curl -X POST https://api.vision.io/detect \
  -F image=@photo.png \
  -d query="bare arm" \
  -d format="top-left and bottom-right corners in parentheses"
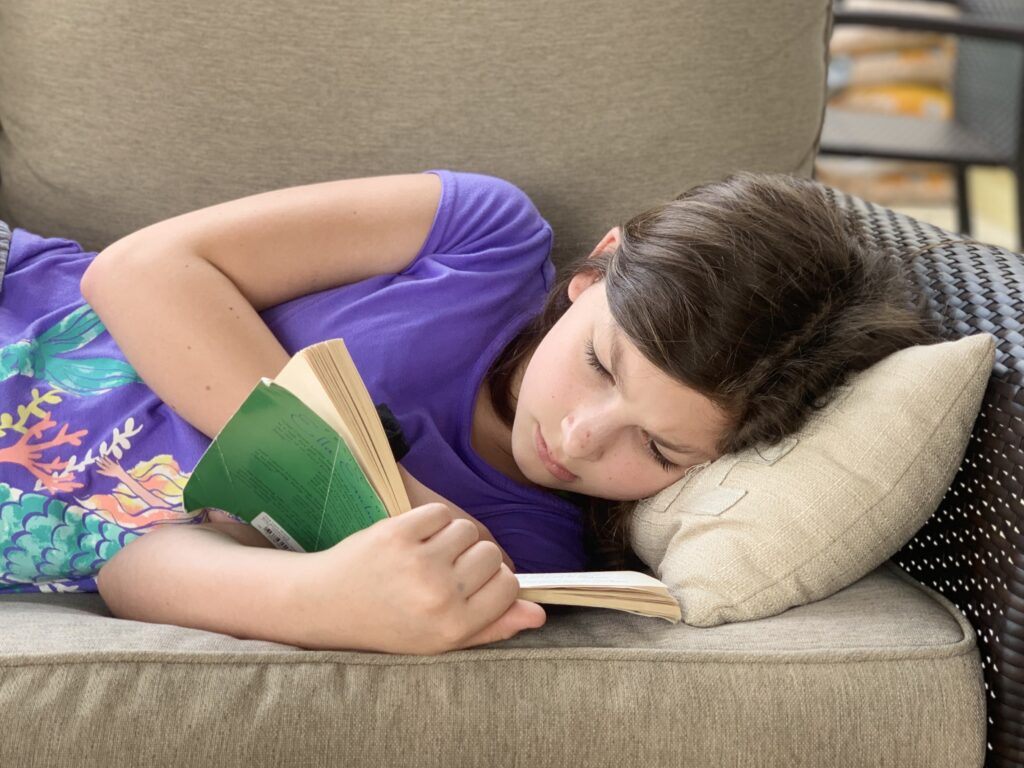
top-left (96, 523), bottom-right (326, 647)
top-left (82, 173), bottom-right (545, 652)
top-left (97, 506), bottom-right (544, 654)
top-left (80, 173), bottom-right (441, 438)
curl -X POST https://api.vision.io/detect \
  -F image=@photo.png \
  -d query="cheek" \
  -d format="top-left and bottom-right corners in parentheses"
top-left (513, 352), bottom-right (557, 440)
top-left (522, 341), bottom-right (578, 408)
top-left (589, 451), bottom-right (665, 495)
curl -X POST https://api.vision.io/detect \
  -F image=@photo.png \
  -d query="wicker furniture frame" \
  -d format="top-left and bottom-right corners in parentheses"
top-left (831, 186), bottom-right (1023, 767)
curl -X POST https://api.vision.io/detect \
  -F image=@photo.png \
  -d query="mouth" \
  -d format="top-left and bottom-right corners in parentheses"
top-left (535, 425), bottom-right (578, 482)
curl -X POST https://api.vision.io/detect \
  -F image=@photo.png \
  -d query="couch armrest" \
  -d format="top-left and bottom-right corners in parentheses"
top-left (825, 184), bottom-right (1022, 767)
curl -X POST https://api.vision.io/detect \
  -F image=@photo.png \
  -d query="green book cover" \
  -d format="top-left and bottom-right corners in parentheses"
top-left (182, 379), bottom-right (389, 552)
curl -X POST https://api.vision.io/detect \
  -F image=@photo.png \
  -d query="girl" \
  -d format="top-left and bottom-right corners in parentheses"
top-left (0, 169), bottom-right (939, 654)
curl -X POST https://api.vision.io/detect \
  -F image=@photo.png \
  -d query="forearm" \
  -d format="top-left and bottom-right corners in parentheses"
top-left (97, 524), bottom-right (331, 648)
top-left (80, 238), bottom-right (290, 439)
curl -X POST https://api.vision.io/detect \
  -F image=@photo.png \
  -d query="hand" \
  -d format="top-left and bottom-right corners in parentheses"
top-left (397, 464), bottom-right (517, 573)
top-left (293, 502), bottom-right (546, 655)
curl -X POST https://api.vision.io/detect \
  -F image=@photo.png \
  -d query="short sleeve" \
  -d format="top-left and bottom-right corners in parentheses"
top-left (405, 170), bottom-right (554, 285)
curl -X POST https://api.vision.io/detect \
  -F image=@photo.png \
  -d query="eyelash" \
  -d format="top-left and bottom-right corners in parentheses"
top-left (584, 340), bottom-right (677, 471)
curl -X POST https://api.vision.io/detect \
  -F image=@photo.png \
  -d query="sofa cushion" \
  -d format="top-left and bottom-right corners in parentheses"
top-left (0, 562), bottom-right (984, 768)
top-left (631, 333), bottom-right (996, 627)
top-left (0, 1), bottom-right (831, 266)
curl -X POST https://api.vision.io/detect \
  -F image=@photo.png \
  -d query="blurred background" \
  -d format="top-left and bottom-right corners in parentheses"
top-left (816, 0), bottom-right (1022, 251)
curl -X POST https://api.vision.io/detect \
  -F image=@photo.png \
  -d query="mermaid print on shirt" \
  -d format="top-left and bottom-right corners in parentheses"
top-left (0, 305), bottom-right (205, 594)
top-left (0, 304), bottom-right (142, 396)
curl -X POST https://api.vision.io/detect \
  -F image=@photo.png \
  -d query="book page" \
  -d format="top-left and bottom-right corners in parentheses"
top-left (313, 340), bottom-right (411, 514)
top-left (273, 346), bottom-right (398, 514)
top-left (275, 340), bottom-right (411, 516)
top-left (274, 356), bottom-right (361, 457)
top-left (514, 570), bottom-right (666, 590)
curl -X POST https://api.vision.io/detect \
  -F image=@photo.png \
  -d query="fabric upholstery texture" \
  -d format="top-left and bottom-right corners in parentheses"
top-left (0, 562), bottom-right (984, 768)
top-left (0, 0), bottom-right (831, 267)
top-left (0, 0), bottom-right (993, 766)
top-left (632, 333), bottom-right (996, 627)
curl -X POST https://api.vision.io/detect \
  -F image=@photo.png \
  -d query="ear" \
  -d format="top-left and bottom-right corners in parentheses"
top-left (587, 226), bottom-right (621, 261)
top-left (568, 226), bottom-right (620, 303)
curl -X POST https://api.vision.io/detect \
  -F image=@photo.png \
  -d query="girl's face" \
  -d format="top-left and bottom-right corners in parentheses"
top-left (511, 232), bottom-right (730, 501)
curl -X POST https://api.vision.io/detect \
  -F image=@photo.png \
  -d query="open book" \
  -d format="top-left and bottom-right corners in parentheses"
top-left (182, 339), bottom-right (682, 624)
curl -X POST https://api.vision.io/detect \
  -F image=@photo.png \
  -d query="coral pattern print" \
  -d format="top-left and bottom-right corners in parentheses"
top-left (0, 305), bottom-right (199, 592)
top-left (0, 226), bottom-right (214, 595)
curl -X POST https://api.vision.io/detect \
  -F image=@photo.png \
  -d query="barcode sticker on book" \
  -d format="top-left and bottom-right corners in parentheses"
top-left (252, 512), bottom-right (306, 552)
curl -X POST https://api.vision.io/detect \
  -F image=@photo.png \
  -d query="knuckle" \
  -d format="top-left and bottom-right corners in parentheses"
top-left (505, 568), bottom-right (521, 598)
top-left (451, 518), bottom-right (479, 539)
top-left (431, 502), bottom-right (454, 517)
top-left (475, 539), bottom-right (503, 565)
top-left (494, 563), bottom-right (519, 597)
top-left (410, 502), bottom-right (449, 521)
top-left (374, 520), bottom-right (404, 547)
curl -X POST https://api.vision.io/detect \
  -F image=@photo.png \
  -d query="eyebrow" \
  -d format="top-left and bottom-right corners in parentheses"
top-left (607, 329), bottom-right (703, 457)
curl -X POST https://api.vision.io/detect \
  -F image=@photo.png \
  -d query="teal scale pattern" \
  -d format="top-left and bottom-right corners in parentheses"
top-left (0, 483), bottom-right (139, 587)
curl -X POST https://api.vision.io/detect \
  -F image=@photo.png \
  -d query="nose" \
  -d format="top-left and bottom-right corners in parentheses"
top-left (561, 402), bottom-right (616, 461)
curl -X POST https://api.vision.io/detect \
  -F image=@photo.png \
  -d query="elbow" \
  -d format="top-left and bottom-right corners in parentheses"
top-left (80, 236), bottom-right (146, 308)
top-left (94, 532), bottom-right (142, 617)
top-left (95, 554), bottom-right (130, 619)
top-left (94, 564), bottom-right (117, 615)
top-left (82, 233), bottom-right (197, 307)
top-left (79, 256), bottom-right (102, 305)
top-left (80, 244), bottom-right (121, 306)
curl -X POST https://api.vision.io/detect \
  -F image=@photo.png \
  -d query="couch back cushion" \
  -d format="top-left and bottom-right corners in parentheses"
top-left (0, 1), bottom-right (831, 265)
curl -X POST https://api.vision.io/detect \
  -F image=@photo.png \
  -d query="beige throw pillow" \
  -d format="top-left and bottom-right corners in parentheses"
top-left (630, 333), bottom-right (996, 627)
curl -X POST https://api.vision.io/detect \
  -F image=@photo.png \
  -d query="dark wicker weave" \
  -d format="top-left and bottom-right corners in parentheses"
top-left (827, 186), bottom-right (1023, 768)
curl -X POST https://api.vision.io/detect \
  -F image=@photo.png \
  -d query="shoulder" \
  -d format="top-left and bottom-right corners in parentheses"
top-left (422, 169), bottom-right (550, 248)
top-left (426, 169), bottom-right (538, 208)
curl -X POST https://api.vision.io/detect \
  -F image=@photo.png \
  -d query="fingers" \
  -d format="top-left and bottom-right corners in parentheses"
top-left (423, 516), bottom-right (480, 557)
top-left (453, 536), bottom-right (506, 597)
top-left (417, 517), bottom-right (525, 646)
top-left (461, 563), bottom-right (524, 632)
top-left (396, 503), bottom-right (537, 651)
top-left (455, 595), bottom-right (548, 650)
top-left (397, 502), bottom-right (455, 541)
top-left (423, 518), bottom-right (507, 599)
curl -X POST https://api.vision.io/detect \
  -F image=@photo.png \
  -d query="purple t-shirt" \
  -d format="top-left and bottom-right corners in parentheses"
top-left (0, 169), bottom-right (585, 594)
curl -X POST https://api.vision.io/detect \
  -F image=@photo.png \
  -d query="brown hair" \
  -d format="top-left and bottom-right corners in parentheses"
top-left (486, 172), bottom-right (944, 570)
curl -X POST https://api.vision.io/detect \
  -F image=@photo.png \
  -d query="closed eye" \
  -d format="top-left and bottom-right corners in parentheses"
top-left (643, 433), bottom-right (678, 471)
top-left (584, 339), bottom-right (678, 471)
top-left (585, 338), bottom-right (612, 380)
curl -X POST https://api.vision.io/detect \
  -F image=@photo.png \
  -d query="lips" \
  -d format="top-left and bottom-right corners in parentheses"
top-left (535, 425), bottom-right (578, 482)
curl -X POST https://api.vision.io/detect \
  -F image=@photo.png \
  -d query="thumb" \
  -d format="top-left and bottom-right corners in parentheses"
top-left (457, 600), bottom-right (547, 650)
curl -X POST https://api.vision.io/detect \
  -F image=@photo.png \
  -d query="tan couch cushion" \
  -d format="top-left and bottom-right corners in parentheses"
top-left (631, 334), bottom-right (996, 627)
top-left (0, 562), bottom-right (985, 767)
top-left (0, 1), bottom-right (831, 266)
